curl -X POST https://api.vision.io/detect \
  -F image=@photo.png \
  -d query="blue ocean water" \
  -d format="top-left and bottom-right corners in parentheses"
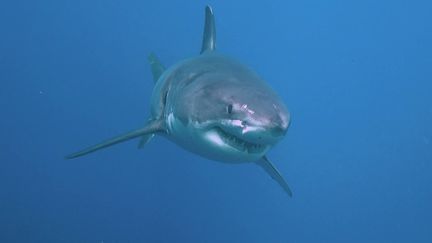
top-left (1, 0), bottom-right (431, 242)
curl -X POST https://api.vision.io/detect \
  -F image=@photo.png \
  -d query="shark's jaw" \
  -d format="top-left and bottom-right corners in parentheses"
top-left (213, 127), bottom-right (268, 154)
top-left (166, 113), bottom-right (271, 162)
top-left (198, 121), bottom-right (272, 162)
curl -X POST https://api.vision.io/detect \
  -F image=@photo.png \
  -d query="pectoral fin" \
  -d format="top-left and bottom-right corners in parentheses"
top-left (256, 156), bottom-right (293, 197)
top-left (66, 120), bottom-right (164, 159)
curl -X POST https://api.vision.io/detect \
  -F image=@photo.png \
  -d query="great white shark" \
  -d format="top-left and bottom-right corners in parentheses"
top-left (67, 6), bottom-right (293, 197)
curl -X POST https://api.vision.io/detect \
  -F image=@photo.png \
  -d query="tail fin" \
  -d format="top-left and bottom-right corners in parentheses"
top-left (66, 120), bottom-right (163, 159)
top-left (148, 53), bottom-right (165, 83)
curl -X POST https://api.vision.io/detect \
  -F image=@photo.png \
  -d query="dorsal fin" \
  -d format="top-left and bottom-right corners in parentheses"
top-left (200, 6), bottom-right (216, 54)
top-left (148, 53), bottom-right (166, 83)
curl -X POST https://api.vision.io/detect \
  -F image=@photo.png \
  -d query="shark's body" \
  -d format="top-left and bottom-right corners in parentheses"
top-left (67, 6), bottom-right (293, 196)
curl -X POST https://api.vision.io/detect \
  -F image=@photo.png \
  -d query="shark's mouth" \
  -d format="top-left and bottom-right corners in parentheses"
top-left (215, 127), bottom-right (266, 153)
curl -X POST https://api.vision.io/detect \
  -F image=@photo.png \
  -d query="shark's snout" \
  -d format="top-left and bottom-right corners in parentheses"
top-left (273, 112), bottom-right (290, 136)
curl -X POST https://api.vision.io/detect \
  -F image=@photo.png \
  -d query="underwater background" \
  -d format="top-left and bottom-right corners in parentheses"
top-left (1, 0), bottom-right (431, 242)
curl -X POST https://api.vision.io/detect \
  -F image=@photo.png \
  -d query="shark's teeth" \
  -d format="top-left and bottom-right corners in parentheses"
top-left (215, 127), bottom-right (264, 153)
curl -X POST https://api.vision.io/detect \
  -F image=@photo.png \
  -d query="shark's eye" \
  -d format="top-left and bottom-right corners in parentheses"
top-left (226, 104), bottom-right (233, 114)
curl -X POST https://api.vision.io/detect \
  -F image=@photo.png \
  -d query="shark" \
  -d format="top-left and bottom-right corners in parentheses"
top-left (66, 6), bottom-right (293, 197)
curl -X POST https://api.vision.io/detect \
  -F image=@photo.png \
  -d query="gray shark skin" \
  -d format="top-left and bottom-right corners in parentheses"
top-left (67, 6), bottom-right (293, 197)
